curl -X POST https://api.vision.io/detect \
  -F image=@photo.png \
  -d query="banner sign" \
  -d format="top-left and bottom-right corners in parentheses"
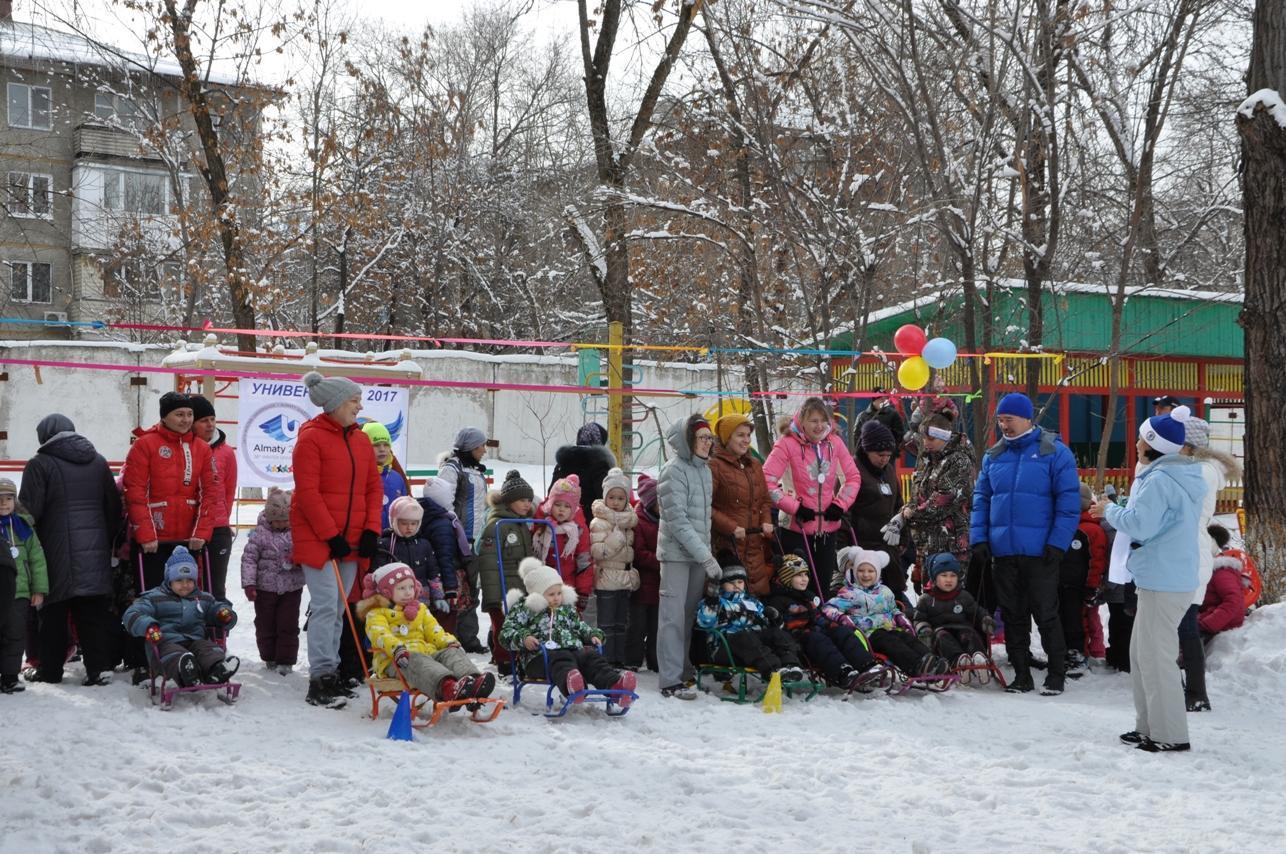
top-left (237, 378), bottom-right (409, 488)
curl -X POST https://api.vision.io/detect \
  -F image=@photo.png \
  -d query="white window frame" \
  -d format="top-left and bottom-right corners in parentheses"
top-left (102, 166), bottom-right (171, 216)
top-left (6, 171), bottom-right (54, 219)
top-left (7, 82), bottom-right (52, 130)
top-left (7, 260), bottom-right (53, 303)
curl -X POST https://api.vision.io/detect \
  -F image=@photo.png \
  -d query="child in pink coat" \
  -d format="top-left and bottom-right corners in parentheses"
top-left (763, 397), bottom-right (862, 596)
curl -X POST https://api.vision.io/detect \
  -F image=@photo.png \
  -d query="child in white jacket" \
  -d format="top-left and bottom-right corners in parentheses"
top-left (589, 468), bottom-right (639, 667)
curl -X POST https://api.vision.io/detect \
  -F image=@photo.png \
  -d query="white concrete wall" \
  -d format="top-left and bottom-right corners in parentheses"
top-left (0, 341), bottom-right (741, 470)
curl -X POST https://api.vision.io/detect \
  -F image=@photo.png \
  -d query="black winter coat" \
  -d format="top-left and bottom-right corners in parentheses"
top-left (18, 432), bottom-right (121, 603)
top-left (849, 453), bottom-right (902, 547)
top-left (377, 529), bottom-right (443, 595)
top-left (763, 581), bottom-right (824, 636)
top-left (550, 444), bottom-right (617, 521)
top-left (912, 587), bottom-right (983, 633)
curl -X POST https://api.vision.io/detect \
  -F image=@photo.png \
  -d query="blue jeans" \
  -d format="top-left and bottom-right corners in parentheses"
top-left (303, 561), bottom-right (357, 679)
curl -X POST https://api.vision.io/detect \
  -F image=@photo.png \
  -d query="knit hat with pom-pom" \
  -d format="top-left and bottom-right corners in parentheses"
top-left (544, 474), bottom-right (582, 512)
top-left (497, 470), bottom-right (534, 506)
top-left (302, 371), bottom-right (361, 414)
top-left (1139, 404), bottom-right (1190, 456)
top-left (600, 467), bottom-right (630, 501)
top-left (362, 562), bottom-right (422, 621)
top-left (516, 557), bottom-right (575, 612)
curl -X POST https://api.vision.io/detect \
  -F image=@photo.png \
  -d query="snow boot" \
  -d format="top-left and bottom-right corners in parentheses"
top-left (466, 672), bottom-right (497, 710)
top-left (322, 673), bottom-right (358, 699)
top-left (848, 662), bottom-right (888, 693)
top-left (1005, 672), bottom-right (1035, 694)
top-left (306, 678), bottom-right (346, 710)
top-left (837, 663), bottom-right (859, 688)
top-left (277, 664), bottom-right (294, 676)
top-left (175, 653), bottom-right (200, 687)
top-left (1186, 696), bottom-right (1212, 712)
top-left (1065, 650), bottom-right (1087, 679)
top-left (1040, 674), bottom-right (1065, 696)
top-left (661, 683), bottom-right (697, 700)
top-left (611, 670), bottom-right (637, 709)
top-left (0, 675), bottom-right (25, 693)
top-left (779, 666), bottom-right (806, 684)
top-left (915, 654), bottom-right (938, 676)
top-left (1119, 730), bottom-right (1146, 745)
top-left (205, 656), bottom-right (240, 685)
top-left (1137, 739), bottom-right (1191, 753)
top-left (81, 672), bottom-right (112, 687)
top-left (261, 660), bottom-right (277, 671)
top-left (565, 668), bottom-right (586, 703)
top-left (438, 677), bottom-right (460, 704)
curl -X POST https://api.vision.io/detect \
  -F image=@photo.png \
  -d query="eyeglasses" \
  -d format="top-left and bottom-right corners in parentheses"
top-left (695, 435), bottom-right (715, 443)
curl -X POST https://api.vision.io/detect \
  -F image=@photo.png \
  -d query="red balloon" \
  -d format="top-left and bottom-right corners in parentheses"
top-left (893, 324), bottom-right (927, 356)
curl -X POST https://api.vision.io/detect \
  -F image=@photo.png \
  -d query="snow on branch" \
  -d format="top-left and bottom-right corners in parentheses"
top-left (1238, 89), bottom-right (1286, 130)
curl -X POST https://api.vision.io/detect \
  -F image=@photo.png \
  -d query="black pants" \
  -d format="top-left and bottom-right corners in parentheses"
top-left (1106, 585), bottom-right (1136, 672)
top-left (37, 595), bottom-right (117, 682)
top-left (453, 558), bottom-right (483, 648)
top-left (933, 626), bottom-right (986, 659)
top-left (993, 554), bottom-right (1065, 679)
top-left (777, 529), bottom-right (839, 596)
top-left (337, 602), bottom-right (366, 682)
top-left (710, 627), bottom-right (800, 673)
top-left (207, 527), bottom-right (234, 602)
top-left (624, 600), bottom-right (658, 671)
top-left (1059, 584), bottom-right (1087, 655)
top-left (801, 625), bottom-right (876, 684)
top-left (963, 552), bottom-right (996, 614)
top-left (1178, 603), bottom-right (1207, 703)
top-left (869, 628), bottom-right (934, 675)
top-left (524, 647), bottom-right (621, 694)
top-left (0, 571), bottom-right (21, 677)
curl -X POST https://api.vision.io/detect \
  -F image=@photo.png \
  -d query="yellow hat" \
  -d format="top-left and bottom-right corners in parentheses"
top-left (715, 413), bottom-right (752, 446)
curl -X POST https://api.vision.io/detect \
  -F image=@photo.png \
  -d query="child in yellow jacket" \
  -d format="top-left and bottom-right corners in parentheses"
top-left (358, 563), bottom-right (496, 704)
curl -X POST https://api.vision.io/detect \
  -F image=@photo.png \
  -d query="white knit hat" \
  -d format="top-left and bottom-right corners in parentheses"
top-left (601, 467), bottom-right (630, 499)
top-left (838, 546), bottom-right (889, 586)
top-left (516, 557), bottom-right (575, 612)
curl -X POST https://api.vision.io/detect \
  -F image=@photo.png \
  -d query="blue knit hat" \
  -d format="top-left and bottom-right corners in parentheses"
top-left (926, 553), bottom-right (962, 582)
top-left (1139, 405), bottom-right (1190, 456)
top-left (165, 546), bottom-right (200, 583)
top-left (995, 393), bottom-right (1034, 420)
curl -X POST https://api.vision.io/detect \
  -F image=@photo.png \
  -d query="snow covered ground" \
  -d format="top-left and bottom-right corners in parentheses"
top-left (1, 466), bottom-right (1281, 853)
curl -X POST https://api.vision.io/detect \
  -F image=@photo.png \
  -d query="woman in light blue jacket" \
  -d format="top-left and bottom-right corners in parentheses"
top-left (1091, 406), bottom-right (1206, 754)
top-left (656, 414), bottom-right (718, 699)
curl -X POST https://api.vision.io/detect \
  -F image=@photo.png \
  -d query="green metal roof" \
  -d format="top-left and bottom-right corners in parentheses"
top-left (830, 282), bottom-right (1243, 358)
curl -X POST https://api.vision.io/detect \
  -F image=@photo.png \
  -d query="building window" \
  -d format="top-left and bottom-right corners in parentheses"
top-left (94, 92), bottom-right (115, 120)
top-left (8, 261), bottom-right (53, 303)
top-left (6, 172), bottom-right (53, 218)
top-left (7, 82), bottom-right (52, 130)
top-left (103, 169), bottom-right (169, 215)
top-left (93, 91), bottom-right (142, 125)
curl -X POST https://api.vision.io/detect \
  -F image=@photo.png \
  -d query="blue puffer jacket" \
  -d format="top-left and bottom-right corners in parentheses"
top-left (1103, 455), bottom-right (1206, 593)
top-left (970, 429), bottom-right (1081, 558)
top-left (418, 497), bottom-right (467, 595)
top-left (121, 583), bottom-right (237, 643)
top-left (376, 464), bottom-right (410, 530)
top-left (696, 589), bottom-right (768, 650)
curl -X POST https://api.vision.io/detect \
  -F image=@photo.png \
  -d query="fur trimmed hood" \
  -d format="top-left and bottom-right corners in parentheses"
top-left (356, 593), bottom-right (392, 621)
top-left (1212, 554), bottom-right (1243, 573)
top-left (506, 585), bottom-right (577, 613)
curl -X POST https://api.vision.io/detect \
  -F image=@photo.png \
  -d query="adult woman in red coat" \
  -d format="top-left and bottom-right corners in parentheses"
top-left (292, 372), bottom-right (383, 709)
top-left (122, 392), bottom-right (223, 589)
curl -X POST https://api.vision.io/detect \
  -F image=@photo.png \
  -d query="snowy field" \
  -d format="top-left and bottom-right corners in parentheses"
top-left (2, 467), bottom-right (1284, 853)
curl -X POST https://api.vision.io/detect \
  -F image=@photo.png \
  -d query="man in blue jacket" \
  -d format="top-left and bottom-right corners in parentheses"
top-left (970, 393), bottom-right (1081, 695)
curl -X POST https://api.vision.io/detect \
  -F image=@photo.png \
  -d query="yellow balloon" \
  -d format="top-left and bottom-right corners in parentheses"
top-left (704, 398), bottom-right (753, 424)
top-left (898, 356), bottom-right (931, 390)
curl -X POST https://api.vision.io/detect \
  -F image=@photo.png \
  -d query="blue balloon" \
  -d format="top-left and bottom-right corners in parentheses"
top-left (922, 337), bottom-right (957, 370)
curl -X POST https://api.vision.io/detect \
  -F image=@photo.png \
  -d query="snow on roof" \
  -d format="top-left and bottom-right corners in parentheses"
top-left (0, 18), bottom-right (241, 86)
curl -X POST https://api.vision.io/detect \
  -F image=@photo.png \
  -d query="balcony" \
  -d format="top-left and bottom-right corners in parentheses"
top-left (73, 123), bottom-right (162, 163)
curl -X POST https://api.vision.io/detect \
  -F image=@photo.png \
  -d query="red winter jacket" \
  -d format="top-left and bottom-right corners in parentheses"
top-left (1197, 557), bottom-right (1245, 636)
top-left (1078, 512), bottom-right (1109, 588)
top-left (207, 429), bottom-right (237, 529)
top-left (632, 502), bottom-right (661, 606)
top-left (290, 413), bottom-right (383, 573)
top-left (123, 423), bottom-right (223, 544)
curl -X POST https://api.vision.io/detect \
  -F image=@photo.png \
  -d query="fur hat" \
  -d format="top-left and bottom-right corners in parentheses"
top-left (421, 476), bottom-right (454, 512)
top-left (264, 487), bottom-right (291, 523)
top-left (775, 553), bottom-right (810, 587)
top-left (635, 472), bottom-right (658, 509)
top-left (1140, 405), bottom-right (1190, 456)
top-left (858, 420), bottom-right (897, 453)
top-left (164, 546), bottom-right (200, 583)
top-left (515, 557), bottom-right (575, 612)
top-left (188, 395), bottom-right (215, 421)
top-left (159, 391), bottom-right (192, 420)
top-left (388, 496), bottom-right (423, 533)
top-left (303, 371), bottom-right (361, 414)
top-left (838, 546), bottom-right (889, 586)
top-left (576, 422), bottom-right (608, 447)
top-left (362, 562), bottom-right (422, 620)
top-left (545, 474), bottom-right (582, 511)
top-left (497, 469), bottom-right (534, 506)
top-left (925, 553), bottom-right (962, 582)
top-left (453, 426), bottom-right (487, 452)
top-left (600, 467), bottom-right (630, 501)
top-left (0, 477), bottom-right (16, 497)
top-left (714, 413), bottom-right (752, 447)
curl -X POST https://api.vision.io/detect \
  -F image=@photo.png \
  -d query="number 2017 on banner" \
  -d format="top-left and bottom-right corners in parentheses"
top-left (366, 389), bottom-right (398, 403)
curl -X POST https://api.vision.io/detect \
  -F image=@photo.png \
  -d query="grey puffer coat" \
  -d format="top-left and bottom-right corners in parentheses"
top-left (657, 419), bottom-right (713, 564)
top-left (18, 430), bottom-right (122, 603)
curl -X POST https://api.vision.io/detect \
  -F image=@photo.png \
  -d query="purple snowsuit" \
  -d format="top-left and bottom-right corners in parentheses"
top-left (240, 513), bottom-right (304, 666)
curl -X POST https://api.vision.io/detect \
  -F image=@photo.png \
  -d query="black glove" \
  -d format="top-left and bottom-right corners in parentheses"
top-left (358, 529), bottom-right (380, 559)
top-left (327, 535), bottom-right (351, 559)
top-left (970, 543), bottom-right (991, 566)
top-left (794, 505), bottom-right (817, 523)
top-left (1043, 545), bottom-right (1065, 564)
top-left (444, 589), bottom-right (458, 602)
top-left (763, 605), bottom-right (780, 626)
top-left (703, 593), bottom-right (719, 608)
top-left (822, 503), bottom-right (844, 522)
top-left (1084, 586), bottom-right (1103, 607)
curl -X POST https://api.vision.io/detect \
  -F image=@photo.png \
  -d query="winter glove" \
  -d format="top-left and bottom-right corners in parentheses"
top-left (971, 543), bottom-right (991, 567)
top-left (793, 505), bottom-right (817, 524)
top-left (822, 503), bottom-right (844, 522)
top-left (144, 624), bottom-right (163, 645)
top-left (763, 605), bottom-right (781, 626)
top-left (243, 586), bottom-right (257, 602)
top-left (393, 645), bottom-right (411, 670)
top-left (444, 589), bottom-right (458, 602)
top-left (1043, 545), bottom-right (1065, 564)
top-left (215, 607), bottom-right (234, 625)
top-left (1084, 587), bottom-right (1103, 607)
top-left (433, 599), bottom-right (450, 614)
top-left (358, 530), bottom-right (380, 559)
top-left (701, 556), bottom-right (723, 581)
top-left (327, 535), bottom-right (351, 560)
top-left (981, 614), bottom-right (997, 636)
top-left (881, 513), bottom-right (904, 547)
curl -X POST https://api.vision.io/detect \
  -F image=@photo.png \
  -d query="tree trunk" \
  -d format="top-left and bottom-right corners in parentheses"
top-left (1237, 0), bottom-right (1286, 603)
